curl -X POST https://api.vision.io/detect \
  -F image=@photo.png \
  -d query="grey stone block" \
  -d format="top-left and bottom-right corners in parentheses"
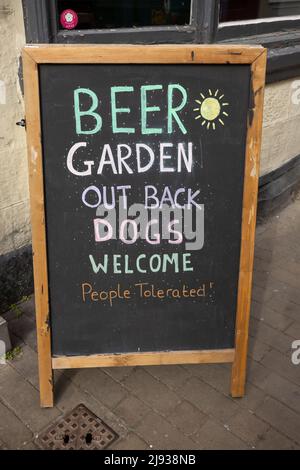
top-left (0, 315), bottom-right (11, 353)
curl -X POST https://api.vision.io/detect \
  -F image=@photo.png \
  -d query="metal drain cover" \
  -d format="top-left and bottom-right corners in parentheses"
top-left (37, 404), bottom-right (119, 450)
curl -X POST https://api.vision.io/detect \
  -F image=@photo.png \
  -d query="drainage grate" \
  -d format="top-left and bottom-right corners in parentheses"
top-left (37, 404), bottom-right (119, 450)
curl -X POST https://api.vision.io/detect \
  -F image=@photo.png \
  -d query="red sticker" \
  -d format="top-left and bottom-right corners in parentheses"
top-left (60, 9), bottom-right (78, 30)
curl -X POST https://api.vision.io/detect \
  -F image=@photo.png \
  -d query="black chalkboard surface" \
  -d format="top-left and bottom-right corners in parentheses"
top-left (23, 45), bottom-right (266, 406)
top-left (40, 63), bottom-right (248, 355)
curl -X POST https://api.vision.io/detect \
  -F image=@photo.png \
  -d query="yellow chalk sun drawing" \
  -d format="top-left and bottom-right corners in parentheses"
top-left (193, 89), bottom-right (229, 130)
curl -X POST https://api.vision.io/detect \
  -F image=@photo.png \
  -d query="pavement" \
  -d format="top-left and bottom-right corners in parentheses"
top-left (0, 196), bottom-right (300, 450)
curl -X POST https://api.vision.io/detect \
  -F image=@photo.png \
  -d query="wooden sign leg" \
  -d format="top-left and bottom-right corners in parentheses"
top-left (37, 329), bottom-right (54, 407)
top-left (231, 326), bottom-right (249, 398)
top-left (39, 364), bottom-right (53, 408)
top-left (230, 274), bottom-right (252, 398)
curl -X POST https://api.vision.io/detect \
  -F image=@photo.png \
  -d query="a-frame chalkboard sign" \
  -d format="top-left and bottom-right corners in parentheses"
top-left (23, 45), bottom-right (266, 407)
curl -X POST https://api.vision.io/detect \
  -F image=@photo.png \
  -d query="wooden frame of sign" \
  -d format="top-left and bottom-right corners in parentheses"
top-left (23, 45), bottom-right (266, 408)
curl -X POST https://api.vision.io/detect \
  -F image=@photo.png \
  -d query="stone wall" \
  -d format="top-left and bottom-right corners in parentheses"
top-left (261, 78), bottom-right (300, 175)
top-left (0, 0), bottom-right (28, 258)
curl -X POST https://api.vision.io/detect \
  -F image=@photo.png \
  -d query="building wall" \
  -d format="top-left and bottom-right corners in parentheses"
top-left (261, 78), bottom-right (300, 175)
top-left (0, 0), bottom-right (28, 258)
top-left (0, 1), bottom-right (300, 260)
